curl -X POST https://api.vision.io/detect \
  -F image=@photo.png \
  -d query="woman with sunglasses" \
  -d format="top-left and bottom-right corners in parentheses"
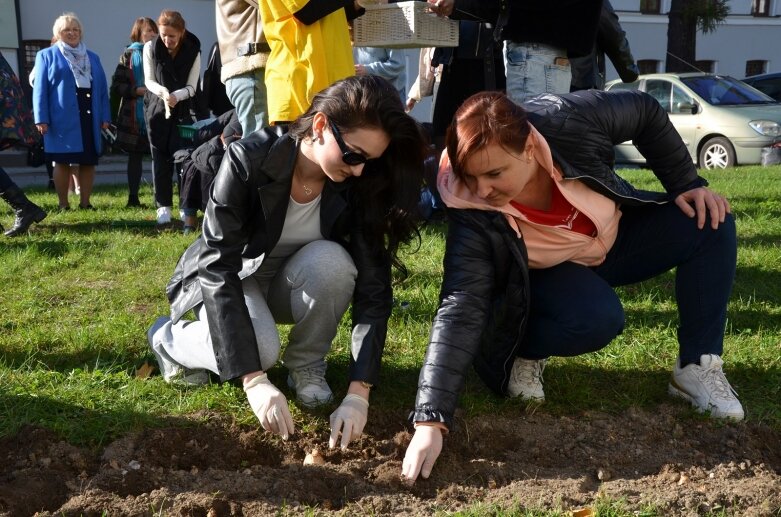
top-left (149, 75), bottom-right (426, 447)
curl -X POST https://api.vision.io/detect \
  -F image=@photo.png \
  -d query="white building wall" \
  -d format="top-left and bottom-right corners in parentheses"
top-left (609, 1), bottom-right (781, 81)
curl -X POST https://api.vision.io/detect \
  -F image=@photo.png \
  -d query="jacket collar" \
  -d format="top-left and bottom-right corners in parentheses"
top-left (257, 132), bottom-right (351, 245)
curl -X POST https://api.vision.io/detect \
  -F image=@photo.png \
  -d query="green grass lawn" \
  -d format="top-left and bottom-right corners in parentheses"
top-left (1, 165), bottom-right (780, 446)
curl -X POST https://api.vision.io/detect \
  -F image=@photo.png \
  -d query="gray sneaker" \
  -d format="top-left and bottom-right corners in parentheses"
top-left (147, 316), bottom-right (209, 385)
top-left (507, 358), bottom-right (547, 401)
top-left (669, 354), bottom-right (744, 420)
top-left (287, 364), bottom-right (333, 407)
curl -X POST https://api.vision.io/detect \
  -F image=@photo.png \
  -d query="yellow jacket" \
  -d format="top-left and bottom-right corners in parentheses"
top-left (259, 0), bottom-right (354, 123)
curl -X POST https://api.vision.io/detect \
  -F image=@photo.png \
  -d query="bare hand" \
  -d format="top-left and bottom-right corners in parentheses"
top-left (101, 121), bottom-right (110, 130)
top-left (167, 95), bottom-right (179, 108)
top-left (405, 98), bottom-right (417, 113)
top-left (674, 187), bottom-right (730, 230)
top-left (427, 0), bottom-right (454, 17)
top-left (37, 123), bottom-right (48, 135)
top-left (354, 64), bottom-right (367, 76)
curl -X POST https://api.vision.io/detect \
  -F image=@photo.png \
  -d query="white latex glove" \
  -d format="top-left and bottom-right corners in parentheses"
top-left (244, 373), bottom-right (295, 439)
top-left (329, 393), bottom-right (369, 449)
top-left (401, 425), bottom-right (443, 483)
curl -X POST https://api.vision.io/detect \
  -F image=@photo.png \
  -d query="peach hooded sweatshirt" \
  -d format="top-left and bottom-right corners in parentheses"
top-left (437, 126), bottom-right (622, 269)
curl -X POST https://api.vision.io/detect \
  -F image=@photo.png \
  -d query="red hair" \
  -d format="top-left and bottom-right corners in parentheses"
top-left (157, 10), bottom-right (186, 32)
top-left (445, 91), bottom-right (531, 179)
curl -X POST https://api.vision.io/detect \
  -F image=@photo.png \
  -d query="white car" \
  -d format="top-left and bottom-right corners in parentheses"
top-left (605, 73), bottom-right (781, 169)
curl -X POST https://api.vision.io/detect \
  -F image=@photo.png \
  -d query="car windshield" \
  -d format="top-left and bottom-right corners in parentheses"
top-left (681, 76), bottom-right (777, 106)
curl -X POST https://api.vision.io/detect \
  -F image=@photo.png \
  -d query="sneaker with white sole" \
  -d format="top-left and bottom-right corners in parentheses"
top-left (668, 354), bottom-right (744, 421)
top-left (147, 316), bottom-right (209, 385)
top-left (156, 206), bottom-right (172, 225)
top-left (287, 365), bottom-right (333, 408)
top-left (507, 357), bottom-right (547, 401)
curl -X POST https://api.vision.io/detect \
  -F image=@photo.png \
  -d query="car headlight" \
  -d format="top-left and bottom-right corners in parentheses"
top-left (748, 120), bottom-right (781, 137)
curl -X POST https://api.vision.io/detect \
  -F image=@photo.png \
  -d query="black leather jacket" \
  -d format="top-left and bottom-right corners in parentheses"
top-left (166, 128), bottom-right (393, 383)
top-left (412, 89), bottom-right (707, 430)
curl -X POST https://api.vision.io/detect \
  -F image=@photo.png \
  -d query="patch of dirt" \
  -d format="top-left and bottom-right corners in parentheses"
top-left (1, 405), bottom-right (779, 516)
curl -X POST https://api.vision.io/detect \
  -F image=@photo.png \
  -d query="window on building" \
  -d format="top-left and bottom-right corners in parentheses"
top-left (638, 60), bottom-right (660, 75)
top-left (21, 40), bottom-right (51, 101)
top-left (745, 60), bottom-right (767, 77)
top-left (640, 0), bottom-right (661, 14)
top-left (695, 61), bottom-right (716, 73)
top-left (752, 0), bottom-right (770, 16)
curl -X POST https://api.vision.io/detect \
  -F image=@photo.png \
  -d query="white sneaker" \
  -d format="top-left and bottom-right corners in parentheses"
top-left (156, 206), bottom-right (172, 225)
top-left (668, 354), bottom-right (744, 420)
top-left (287, 365), bottom-right (333, 408)
top-left (147, 316), bottom-right (209, 385)
top-left (507, 358), bottom-right (547, 401)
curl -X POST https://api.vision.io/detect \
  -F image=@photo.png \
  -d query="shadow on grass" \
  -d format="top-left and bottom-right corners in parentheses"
top-left (0, 391), bottom-right (193, 446)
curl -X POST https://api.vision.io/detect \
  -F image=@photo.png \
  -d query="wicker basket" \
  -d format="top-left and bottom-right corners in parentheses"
top-left (353, 1), bottom-right (459, 49)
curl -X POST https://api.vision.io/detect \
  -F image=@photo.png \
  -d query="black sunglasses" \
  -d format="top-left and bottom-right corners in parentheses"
top-left (328, 120), bottom-right (368, 166)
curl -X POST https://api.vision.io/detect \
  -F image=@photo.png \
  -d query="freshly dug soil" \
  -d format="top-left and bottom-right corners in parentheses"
top-left (1, 405), bottom-right (779, 516)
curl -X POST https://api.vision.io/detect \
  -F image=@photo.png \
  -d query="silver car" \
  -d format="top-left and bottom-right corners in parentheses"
top-left (605, 73), bottom-right (781, 169)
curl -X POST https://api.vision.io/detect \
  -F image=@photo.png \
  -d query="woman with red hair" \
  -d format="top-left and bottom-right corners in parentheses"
top-left (143, 10), bottom-right (200, 225)
top-left (402, 89), bottom-right (742, 483)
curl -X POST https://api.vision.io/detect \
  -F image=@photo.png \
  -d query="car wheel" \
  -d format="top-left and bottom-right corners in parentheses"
top-left (698, 137), bottom-right (735, 169)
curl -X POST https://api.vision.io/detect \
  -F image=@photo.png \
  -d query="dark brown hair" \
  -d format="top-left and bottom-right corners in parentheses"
top-left (445, 91), bottom-right (531, 179)
top-left (130, 17), bottom-right (158, 43)
top-left (290, 75), bottom-right (426, 274)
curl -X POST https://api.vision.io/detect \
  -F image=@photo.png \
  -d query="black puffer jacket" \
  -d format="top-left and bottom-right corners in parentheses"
top-left (166, 128), bottom-right (393, 383)
top-left (412, 89), bottom-right (706, 430)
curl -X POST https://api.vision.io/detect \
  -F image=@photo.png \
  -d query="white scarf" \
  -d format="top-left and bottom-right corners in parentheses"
top-left (57, 40), bottom-right (91, 88)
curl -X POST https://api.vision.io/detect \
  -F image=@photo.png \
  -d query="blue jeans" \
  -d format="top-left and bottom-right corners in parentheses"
top-left (520, 202), bottom-right (737, 366)
top-left (503, 41), bottom-right (571, 104)
top-left (225, 70), bottom-right (268, 135)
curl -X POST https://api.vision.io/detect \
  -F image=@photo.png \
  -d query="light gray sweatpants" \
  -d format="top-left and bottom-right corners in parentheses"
top-left (155, 240), bottom-right (358, 376)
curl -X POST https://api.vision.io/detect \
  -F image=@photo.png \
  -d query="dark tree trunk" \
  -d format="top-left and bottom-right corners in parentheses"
top-left (666, 0), bottom-right (698, 72)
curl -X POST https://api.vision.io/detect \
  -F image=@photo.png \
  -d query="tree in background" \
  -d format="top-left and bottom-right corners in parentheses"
top-left (666, 0), bottom-right (730, 73)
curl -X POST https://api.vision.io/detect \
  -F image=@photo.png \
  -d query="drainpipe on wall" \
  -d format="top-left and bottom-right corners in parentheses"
top-left (14, 0), bottom-right (23, 74)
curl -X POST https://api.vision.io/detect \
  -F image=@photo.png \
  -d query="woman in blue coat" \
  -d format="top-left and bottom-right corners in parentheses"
top-left (33, 12), bottom-right (111, 210)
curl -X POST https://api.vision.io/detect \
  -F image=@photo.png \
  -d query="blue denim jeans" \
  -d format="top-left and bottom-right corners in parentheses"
top-left (520, 202), bottom-right (737, 366)
top-left (225, 70), bottom-right (268, 135)
top-left (503, 41), bottom-right (571, 104)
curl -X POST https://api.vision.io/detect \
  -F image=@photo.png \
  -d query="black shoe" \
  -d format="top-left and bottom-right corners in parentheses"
top-left (1, 185), bottom-right (48, 237)
top-left (126, 197), bottom-right (144, 208)
top-left (78, 204), bottom-right (95, 210)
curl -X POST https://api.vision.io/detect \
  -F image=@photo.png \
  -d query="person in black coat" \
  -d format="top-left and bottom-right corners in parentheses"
top-left (570, 0), bottom-right (639, 92)
top-left (402, 89), bottom-right (742, 483)
top-left (149, 76), bottom-right (426, 448)
top-left (174, 109), bottom-right (240, 233)
top-left (143, 10), bottom-right (201, 225)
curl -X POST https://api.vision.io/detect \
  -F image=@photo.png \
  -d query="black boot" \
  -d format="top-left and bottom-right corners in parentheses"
top-left (1, 185), bottom-right (47, 237)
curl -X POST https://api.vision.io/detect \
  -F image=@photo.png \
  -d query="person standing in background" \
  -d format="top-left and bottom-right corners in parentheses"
top-left (569, 0), bottom-right (639, 92)
top-left (0, 53), bottom-right (47, 236)
top-left (33, 12), bottom-right (111, 210)
top-left (143, 10), bottom-right (201, 226)
top-left (353, 46), bottom-right (406, 102)
top-left (112, 17), bottom-right (158, 207)
top-left (426, 0), bottom-right (602, 104)
top-left (259, 0), bottom-right (365, 125)
top-left (216, 0), bottom-right (269, 134)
